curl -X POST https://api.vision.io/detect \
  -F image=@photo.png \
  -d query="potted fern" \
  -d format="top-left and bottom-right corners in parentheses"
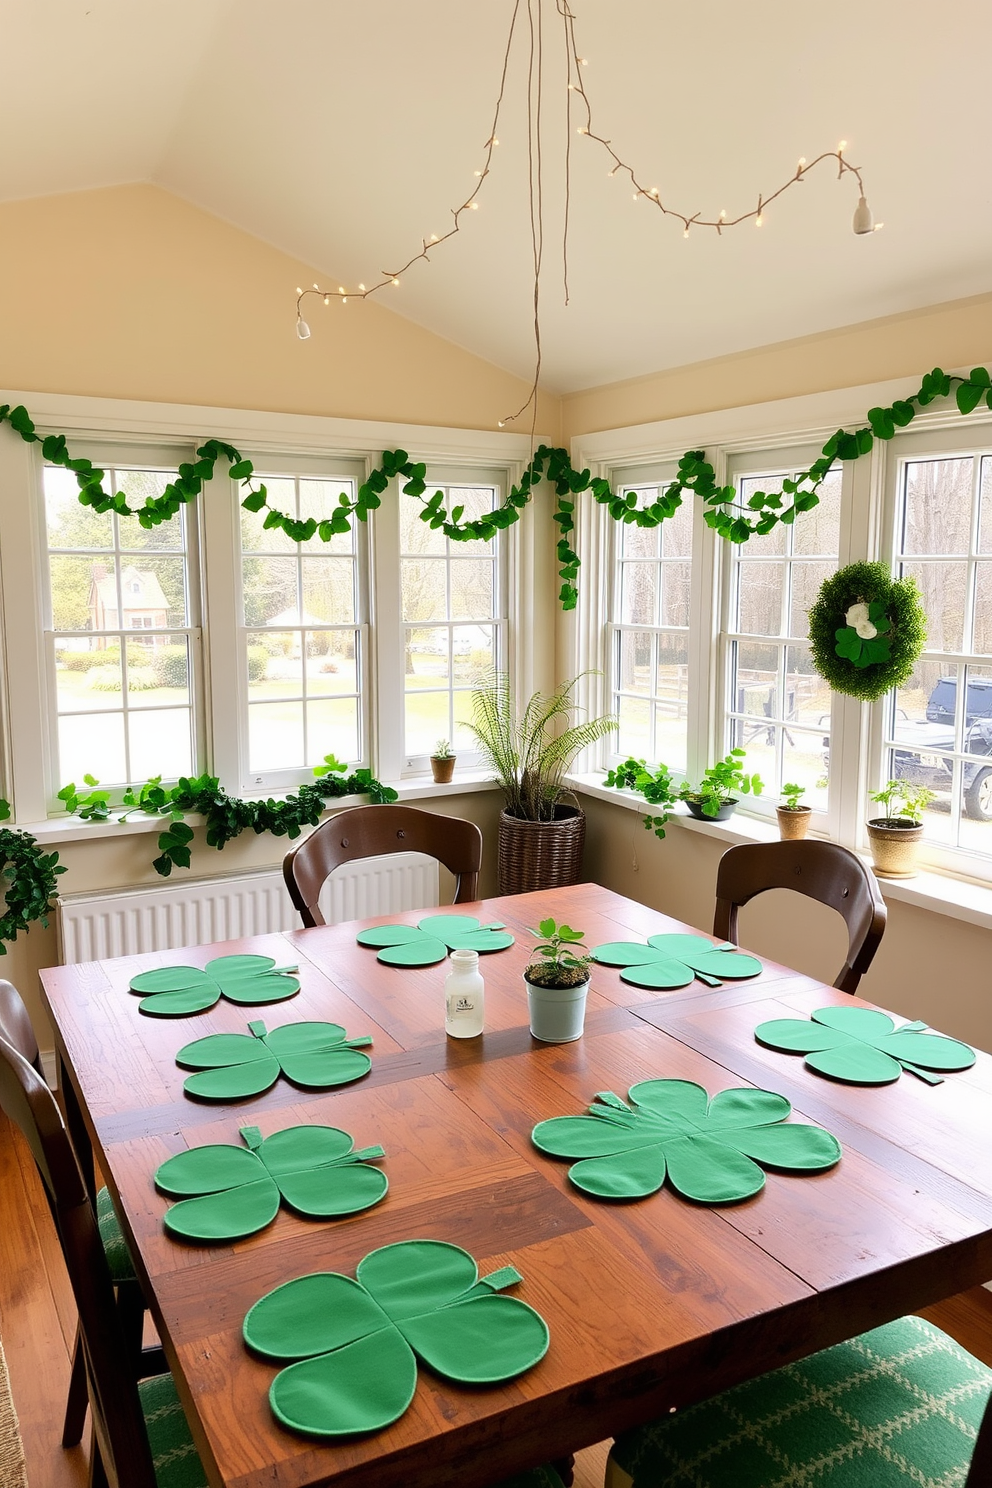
top-left (468, 672), bottom-right (618, 893)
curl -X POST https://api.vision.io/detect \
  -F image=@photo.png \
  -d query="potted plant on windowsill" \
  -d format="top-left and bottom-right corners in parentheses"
top-left (866, 780), bottom-right (934, 879)
top-left (776, 782), bottom-right (812, 841)
top-left (679, 749), bottom-right (763, 822)
top-left (430, 739), bottom-right (456, 784)
top-left (468, 672), bottom-right (618, 893)
top-left (523, 917), bottom-right (591, 1043)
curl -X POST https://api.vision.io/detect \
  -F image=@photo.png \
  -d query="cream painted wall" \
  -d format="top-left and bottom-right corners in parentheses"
top-left (0, 184), bottom-right (561, 434)
top-left (578, 792), bottom-right (992, 1053)
top-left (562, 290), bottom-right (992, 436)
top-left (10, 787), bottom-right (505, 1051)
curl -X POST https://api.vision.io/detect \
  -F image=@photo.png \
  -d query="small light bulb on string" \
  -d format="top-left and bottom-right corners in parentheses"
top-left (649, 187), bottom-right (659, 197)
top-left (296, 317), bottom-right (311, 340)
top-left (838, 140), bottom-right (847, 153)
top-left (852, 195), bottom-right (874, 234)
top-left (756, 214), bottom-right (764, 227)
top-left (797, 157), bottom-right (806, 170)
top-left (492, 138), bottom-right (499, 146)
top-left (430, 235), bottom-right (438, 243)
top-left (497, 420), bottom-right (505, 428)
top-left (312, 282), bottom-right (319, 290)
top-left (323, 295), bottom-right (330, 305)
top-left (719, 209), bottom-right (726, 219)
top-left (296, 286), bottom-right (303, 295)
top-left (474, 170), bottom-right (482, 177)
top-left (874, 222), bottom-right (885, 232)
top-left (359, 283), bottom-right (366, 292)
top-left (579, 57), bottom-right (588, 65)
top-left (338, 286), bottom-right (345, 294)
top-left (577, 126), bottom-right (588, 134)
top-left (470, 202), bottom-right (479, 209)
top-left (392, 278), bottom-right (400, 286)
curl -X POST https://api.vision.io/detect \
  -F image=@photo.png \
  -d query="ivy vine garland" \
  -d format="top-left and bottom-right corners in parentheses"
top-left (0, 759), bottom-right (397, 954)
top-left (5, 364), bottom-right (989, 611)
top-left (808, 561), bottom-right (926, 702)
top-left (0, 362), bottom-right (988, 947)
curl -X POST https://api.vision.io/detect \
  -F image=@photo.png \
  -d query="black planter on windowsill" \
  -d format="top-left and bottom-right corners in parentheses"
top-left (683, 797), bottom-right (738, 823)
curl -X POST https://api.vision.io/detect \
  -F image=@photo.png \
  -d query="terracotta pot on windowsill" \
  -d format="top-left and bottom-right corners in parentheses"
top-left (776, 805), bottom-right (812, 841)
top-left (430, 755), bottom-right (456, 784)
top-left (866, 817), bottom-right (924, 878)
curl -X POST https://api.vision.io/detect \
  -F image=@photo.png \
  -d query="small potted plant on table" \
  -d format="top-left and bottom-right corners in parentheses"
top-left (523, 918), bottom-right (591, 1043)
top-left (679, 749), bottom-right (762, 822)
top-left (430, 739), bottom-right (456, 784)
top-left (776, 782), bottom-right (812, 840)
top-left (866, 779), bottom-right (934, 878)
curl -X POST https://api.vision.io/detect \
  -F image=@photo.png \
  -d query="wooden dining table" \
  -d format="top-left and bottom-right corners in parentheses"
top-left (39, 881), bottom-right (992, 1488)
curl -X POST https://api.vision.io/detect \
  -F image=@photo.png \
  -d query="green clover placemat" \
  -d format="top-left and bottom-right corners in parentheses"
top-left (176, 1019), bottom-right (372, 1101)
top-left (532, 1079), bottom-right (840, 1203)
top-left (589, 934), bottom-right (762, 989)
top-left (155, 1124), bottom-right (387, 1241)
top-left (243, 1239), bottom-right (549, 1437)
top-left (754, 1005), bottom-right (976, 1086)
top-left (129, 954), bottom-right (300, 1016)
top-left (357, 913), bottom-right (514, 967)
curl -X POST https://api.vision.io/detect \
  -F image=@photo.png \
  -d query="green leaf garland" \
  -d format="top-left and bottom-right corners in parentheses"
top-left (242, 1239), bottom-right (549, 1437)
top-left (531, 1079), bottom-right (841, 1203)
top-left (155, 1123), bottom-right (387, 1241)
top-left (808, 562), bottom-right (926, 701)
top-left (1, 363), bottom-right (988, 946)
top-left (754, 1006), bottom-right (976, 1085)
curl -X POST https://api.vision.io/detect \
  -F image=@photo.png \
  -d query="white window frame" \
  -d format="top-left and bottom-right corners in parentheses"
top-left (570, 372), bottom-right (992, 883)
top-left (375, 461), bottom-right (510, 778)
top-left (0, 389), bottom-right (534, 821)
top-left (37, 438), bottom-right (206, 805)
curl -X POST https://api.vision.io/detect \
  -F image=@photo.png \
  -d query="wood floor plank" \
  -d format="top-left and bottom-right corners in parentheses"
top-left (0, 1110), bottom-right (90, 1488)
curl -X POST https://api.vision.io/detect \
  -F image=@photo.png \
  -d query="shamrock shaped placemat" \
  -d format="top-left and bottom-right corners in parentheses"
top-left (532, 1078), bottom-right (840, 1203)
top-left (176, 1019), bottom-right (372, 1101)
top-left (754, 1006), bottom-right (976, 1086)
top-left (243, 1238), bottom-right (549, 1437)
top-left (357, 913), bottom-right (515, 967)
top-left (155, 1124), bottom-right (387, 1241)
top-left (590, 934), bottom-right (762, 989)
top-left (129, 954), bottom-right (300, 1017)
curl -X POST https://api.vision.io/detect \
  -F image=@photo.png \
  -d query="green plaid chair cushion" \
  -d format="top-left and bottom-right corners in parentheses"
top-left (96, 1185), bottom-right (136, 1283)
top-left (138, 1369), bottom-right (562, 1488)
top-left (609, 1316), bottom-right (992, 1487)
top-left (139, 1373), bottom-right (208, 1488)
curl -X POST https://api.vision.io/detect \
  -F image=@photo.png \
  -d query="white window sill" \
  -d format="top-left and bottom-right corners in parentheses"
top-left (567, 771), bottom-right (992, 935)
top-left (14, 772), bottom-right (499, 848)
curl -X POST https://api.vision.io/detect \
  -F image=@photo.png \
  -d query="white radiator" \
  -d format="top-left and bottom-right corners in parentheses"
top-left (57, 854), bottom-right (440, 963)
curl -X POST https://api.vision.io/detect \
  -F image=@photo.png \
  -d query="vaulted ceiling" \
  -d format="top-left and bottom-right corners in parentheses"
top-left (3, 1), bottom-right (991, 393)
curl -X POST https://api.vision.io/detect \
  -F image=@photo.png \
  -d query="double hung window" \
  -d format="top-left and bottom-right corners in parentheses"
top-left (880, 431), bottom-right (992, 868)
top-left (608, 466), bottom-right (692, 774)
top-left (723, 454), bottom-right (842, 815)
top-left (43, 452), bottom-right (200, 791)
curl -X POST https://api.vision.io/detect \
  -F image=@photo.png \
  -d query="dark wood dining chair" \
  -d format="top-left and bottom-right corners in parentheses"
top-left (283, 803), bottom-right (484, 928)
top-left (0, 1027), bottom-right (208, 1488)
top-left (713, 840), bottom-right (887, 994)
top-left (0, 979), bottom-right (158, 1449)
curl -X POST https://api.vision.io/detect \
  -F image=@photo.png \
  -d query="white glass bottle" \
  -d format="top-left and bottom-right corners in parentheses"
top-left (444, 949), bottom-right (485, 1038)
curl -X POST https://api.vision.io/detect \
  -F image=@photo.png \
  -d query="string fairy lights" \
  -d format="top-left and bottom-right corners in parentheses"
top-left (294, 0), bottom-right (879, 429)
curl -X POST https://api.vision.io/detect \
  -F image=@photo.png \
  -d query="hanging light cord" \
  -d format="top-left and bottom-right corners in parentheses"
top-left (295, 0), bottom-right (877, 429)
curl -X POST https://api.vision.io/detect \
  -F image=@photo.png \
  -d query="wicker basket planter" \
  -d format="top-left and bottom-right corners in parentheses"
top-left (497, 804), bottom-right (586, 894)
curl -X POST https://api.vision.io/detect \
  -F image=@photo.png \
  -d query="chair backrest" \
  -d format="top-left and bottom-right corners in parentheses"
top-left (713, 840), bottom-right (887, 994)
top-left (0, 979), bottom-right (42, 1074)
top-left (283, 804), bottom-right (484, 928)
top-left (0, 1032), bottom-right (157, 1488)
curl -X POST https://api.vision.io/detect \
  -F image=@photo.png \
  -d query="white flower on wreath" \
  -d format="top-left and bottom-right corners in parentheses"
top-left (845, 601), bottom-right (877, 640)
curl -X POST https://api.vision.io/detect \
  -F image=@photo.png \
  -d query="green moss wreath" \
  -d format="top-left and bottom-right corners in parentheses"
top-left (808, 561), bottom-right (926, 702)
